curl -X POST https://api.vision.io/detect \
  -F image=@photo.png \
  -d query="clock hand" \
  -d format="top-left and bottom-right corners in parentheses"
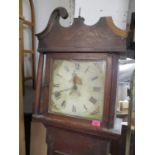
top-left (73, 75), bottom-right (82, 85)
top-left (59, 87), bottom-right (73, 93)
top-left (69, 74), bottom-right (82, 96)
top-left (70, 84), bottom-right (81, 96)
top-left (69, 86), bottom-right (76, 95)
top-left (73, 84), bottom-right (77, 90)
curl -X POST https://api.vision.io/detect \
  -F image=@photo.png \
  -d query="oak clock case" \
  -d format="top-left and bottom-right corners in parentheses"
top-left (34, 7), bottom-right (127, 155)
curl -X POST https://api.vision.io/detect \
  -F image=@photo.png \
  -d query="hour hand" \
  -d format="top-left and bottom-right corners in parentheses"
top-left (73, 75), bottom-right (82, 85)
top-left (69, 85), bottom-right (81, 96)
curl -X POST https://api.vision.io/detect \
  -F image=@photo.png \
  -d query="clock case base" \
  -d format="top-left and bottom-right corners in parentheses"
top-left (33, 115), bottom-right (122, 155)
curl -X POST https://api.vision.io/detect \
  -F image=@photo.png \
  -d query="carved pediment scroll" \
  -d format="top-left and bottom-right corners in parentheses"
top-left (36, 7), bottom-right (127, 53)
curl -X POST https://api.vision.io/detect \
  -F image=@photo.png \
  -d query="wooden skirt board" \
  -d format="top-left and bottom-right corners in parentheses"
top-left (30, 122), bottom-right (113, 155)
top-left (30, 121), bottom-right (47, 155)
top-left (30, 119), bottom-right (122, 155)
top-left (46, 127), bottom-right (110, 155)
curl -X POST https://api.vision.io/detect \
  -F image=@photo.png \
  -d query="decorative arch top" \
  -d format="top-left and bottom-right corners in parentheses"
top-left (36, 7), bottom-right (127, 53)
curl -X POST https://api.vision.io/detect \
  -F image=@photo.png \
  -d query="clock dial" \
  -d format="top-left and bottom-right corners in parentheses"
top-left (48, 59), bottom-right (106, 120)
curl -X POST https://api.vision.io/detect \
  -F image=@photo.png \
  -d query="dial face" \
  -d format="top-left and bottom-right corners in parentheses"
top-left (48, 59), bottom-right (106, 120)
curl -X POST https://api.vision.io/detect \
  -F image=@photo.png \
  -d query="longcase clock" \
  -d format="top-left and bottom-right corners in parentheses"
top-left (33, 7), bottom-right (127, 155)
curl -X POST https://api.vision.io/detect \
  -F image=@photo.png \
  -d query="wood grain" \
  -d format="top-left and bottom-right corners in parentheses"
top-left (34, 53), bottom-right (44, 114)
top-left (19, 18), bottom-right (26, 155)
top-left (36, 8), bottom-right (126, 53)
top-left (106, 17), bottom-right (128, 38)
top-left (30, 121), bottom-right (47, 155)
top-left (34, 7), bottom-right (126, 155)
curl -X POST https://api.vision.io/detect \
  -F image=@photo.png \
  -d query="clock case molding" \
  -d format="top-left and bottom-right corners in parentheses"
top-left (33, 7), bottom-right (127, 154)
top-left (36, 8), bottom-right (127, 52)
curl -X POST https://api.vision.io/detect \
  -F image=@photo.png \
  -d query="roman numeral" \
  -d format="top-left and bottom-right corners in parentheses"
top-left (72, 105), bottom-right (76, 112)
top-left (75, 63), bottom-right (80, 70)
top-left (89, 96), bottom-right (97, 104)
top-left (85, 66), bottom-right (89, 73)
top-left (93, 87), bottom-right (101, 92)
top-left (83, 105), bottom-right (87, 111)
top-left (53, 84), bottom-right (60, 87)
top-left (95, 63), bottom-right (102, 73)
top-left (54, 91), bottom-right (61, 99)
top-left (56, 73), bottom-right (62, 78)
top-left (91, 76), bottom-right (98, 81)
top-left (61, 100), bottom-right (66, 108)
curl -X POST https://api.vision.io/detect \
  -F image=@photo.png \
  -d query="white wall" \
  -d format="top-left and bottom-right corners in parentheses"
top-left (23, 0), bottom-right (134, 78)
top-left (23, 0), bottom-right (74, 77)
top-left (33, 0), bottom-right (133, 32)
top-left (33, 0), bottom-right (75, 33)
top-left (74, 0), bottom-right (130, 30)
top-left (33, 0), bottom-right (74, 82)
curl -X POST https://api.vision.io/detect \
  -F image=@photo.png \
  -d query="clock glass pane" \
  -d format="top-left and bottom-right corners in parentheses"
top-left (48, 59), bottom-right (106, 120)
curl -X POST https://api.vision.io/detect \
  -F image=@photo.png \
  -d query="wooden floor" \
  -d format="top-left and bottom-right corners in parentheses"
top-left (30, 121), bottom-right (47, 155)
top-left (24, 81), bottom-right (47, 155)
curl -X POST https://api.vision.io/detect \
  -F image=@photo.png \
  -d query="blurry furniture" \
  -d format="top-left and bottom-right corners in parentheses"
top-left (125, 71), bottom-right (135, 155)
top-left (19, 1), bottom-right (26, 153)
top-left (19, 0), bottom-right (36, 93)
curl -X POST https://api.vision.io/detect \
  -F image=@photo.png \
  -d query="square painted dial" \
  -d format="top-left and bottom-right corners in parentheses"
top-left (48, 59), bottom-right (106, 120)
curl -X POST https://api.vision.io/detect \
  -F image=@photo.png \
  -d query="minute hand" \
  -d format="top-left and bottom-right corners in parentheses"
top-left (59, 87), bottom-right (73, 93)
